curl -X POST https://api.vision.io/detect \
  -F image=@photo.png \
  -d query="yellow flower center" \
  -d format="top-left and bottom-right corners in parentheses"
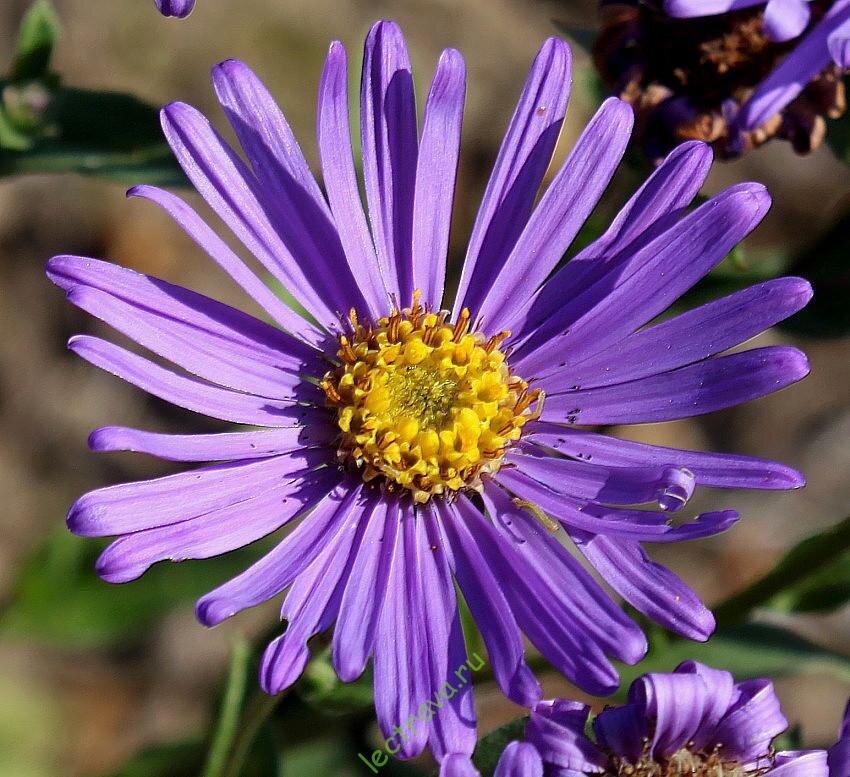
top-left (320, 294), bottom-right (542, 503)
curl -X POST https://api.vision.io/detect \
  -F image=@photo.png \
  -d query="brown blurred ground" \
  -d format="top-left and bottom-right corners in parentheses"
top-left (0, 1), bottom-right (849, 775)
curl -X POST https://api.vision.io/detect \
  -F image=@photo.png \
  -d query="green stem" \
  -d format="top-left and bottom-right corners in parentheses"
top-left (201, 638), bottom-right (251, 777)
top-left (713, 515), bottom-right (850, 629)
top-left (219, 689), bottom-right (282, 777)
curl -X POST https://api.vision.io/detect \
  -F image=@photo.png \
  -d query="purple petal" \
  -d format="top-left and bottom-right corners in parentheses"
top-left (663, 0), bottom-right (763, 16)
top-left (436, 499), bottom-right (542, 707)
top-left (260, 488), bottom-right (371, 694)
top-left (360, 20), bottom-right (418, 303)
top-left (737, 1), bottom-right (850, 130)
top-left (440, 755), bottom-right (481, 777)
top-left (331, 500), bottom-right (399, 681)
top-left (373, 505), bottom-right (431, 759)
top-left (495, 469), bottom-right (678, 539)
top-left (771, 751), bottom-right (830, 776)
top-left (673, 661), bottom-right (736, 750)
top-left (514, 183), bottom-right (771, 377)
top-left (713, 679), bottom-right (788, 763)
top-left (420, 507), bottom-right (477, 761)
top-left (628, 671), bottom-right (712, 757)
top-left (194, 480), bottom-right (361, 626)
top-left (523, 423), bottom-right (805, 490)
top-left (412, 48), bottom-right (466, 307)
top-left (507, 445), bottom-right (697, 510)
top-left (570, 531), bottom-right (715, 640)
top-left (524, 700), bottom-right (607, 772)
top-left (593, 703), bottom-right (647, 763)
top-left (126, 185), bottom-right (322, 342)
top-left (317, 42), bottom-right (389, 318)
top-left (828, 14), bottom-right (850, 67)
top-left (477, 98), bottom-right (634, 330)
top-left (48, 255), bottom-right (324, 397)
top-left (95, 465), bottom-right (339, 583)
top-left (155, 0), bottom-right (194, 18)
top-left (494, 742), bottom-right (544, 777)
top-left (509, 140), bottom-right (713, 344)
top-left (88, 422), bottom-right (333, 462)
top-left (69, 335), bottom-right (322, 427)
top-left (210, 59), bottom-right (369, 320)
top-left (828, 702), bottom-right (850, 777)
top-left (465, 491), bottom-right (620, 695)
top-left (537, 277), bottom-right (812, 392)
top-left (540, 346), bottom-right (809, 426)
top-left (67, 448), bottom-right (331, 537)
top-left (486, 480), bottom-right (647, 665)
top-left (160, 101), bottom-right (338, 326)
top-left (453, 37), bottom-right (572, 319)
top-left (829, 702), bottom-right (850, 777)
top-left (763, 0), bottom-right (811, 43)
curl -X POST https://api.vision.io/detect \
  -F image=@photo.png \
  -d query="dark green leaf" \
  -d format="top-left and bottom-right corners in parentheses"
top-left (769, 554), bottom-right (850, 613)
top-left (295, 647), bottom-right (375, 717)
top-left (108, 740), bottom-right (204, 777)
top-left (472, 715), bottom-right (527, 776)
top-left (552, 20), bottom-right (597, 53)
top-left (713, 516), bottom-right (850, 626)
top-left (0, 527), bottom-right (256, 648)
top-left (10, 0), bottom-right (59, 82)
top-left (0, 85), bottom-right (186, 185)
top-left (781, 208), bottom-right (850, 337)
top-left (615, 623), bottom-right (850, 691)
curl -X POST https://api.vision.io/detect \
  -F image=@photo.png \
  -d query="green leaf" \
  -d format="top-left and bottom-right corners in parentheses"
top-left (0, 85), bottom-right (186, 185)
top-left (713, 516), bottom-right (850, 626)
top-left (615, 623), bottom-right (850, 691)
top-left (295, 648), bottom-right (376, 717)
top-left (471, 715), bottom-right (527, 776)
top-left (10, 0), bottom-right (59, 82)
top-left (552, 20), bottom-right (597, 53)
top-left (108, 741), bottom-right (204, 777)
top-left (0, 527), bottom-right (257, 648)
top-left (770, 554), bottom-right (850, 613)
top-left (780, 208), bottom-right (850, 337)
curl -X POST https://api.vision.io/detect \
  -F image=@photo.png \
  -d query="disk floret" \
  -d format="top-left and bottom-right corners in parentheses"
top-left (320, 294), bottom-right (542, 502)
top-left (611, 742), bottom-right (753, 777)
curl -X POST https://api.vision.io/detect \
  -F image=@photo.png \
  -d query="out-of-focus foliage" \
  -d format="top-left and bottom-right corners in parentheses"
top-left (0, 528), bottom-right (256, 649)
top-left (780, 209), bottom-right (850, 338)
top-left (0, 0), bottom-right (185, 184)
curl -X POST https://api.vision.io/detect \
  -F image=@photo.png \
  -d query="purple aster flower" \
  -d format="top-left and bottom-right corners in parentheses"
top-left (445, 662), bottom-right (833, 777)
top-left (594, 1), bottom-right (850, 158)
top-left (48, 20), bottom-right (810, 762)
top-left (155, 0), bottom-right (194, 18)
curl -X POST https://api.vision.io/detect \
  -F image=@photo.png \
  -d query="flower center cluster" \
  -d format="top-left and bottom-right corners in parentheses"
top-left (612, 747), bottom-right (748, 777)
top-left (320, 295), bottom-right (542, 502)
top-left (594, 1), bottom-right (843, 154)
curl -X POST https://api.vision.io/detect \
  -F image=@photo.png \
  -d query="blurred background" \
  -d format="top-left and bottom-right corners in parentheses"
top-left (0, 1), bottom-right (849, 775)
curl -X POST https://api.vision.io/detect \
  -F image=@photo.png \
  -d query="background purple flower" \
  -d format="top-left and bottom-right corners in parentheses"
top-left (155, 0), bottom-right (194, 18)
top-left (829, 702), bottom-right (850, 775)
top-left (447, 662), bottom-right (834, 777)
top-left (595, 0), bottom-right (850, 157)
top-left (48, 18), bottom-right (809, 764)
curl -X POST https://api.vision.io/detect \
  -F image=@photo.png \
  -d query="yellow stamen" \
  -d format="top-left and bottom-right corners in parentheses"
top-left (321, 293), bottom-right (542, 502)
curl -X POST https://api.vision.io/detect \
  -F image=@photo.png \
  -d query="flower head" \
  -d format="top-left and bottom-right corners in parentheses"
top-left (49, 20), bottom-right (810, 762)
top-left (595, 0), bottom-right (850, 157)
top-left (155, 0), bottom-right (194, 18)
top-left (449, 662), bottom-right (832, 777)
